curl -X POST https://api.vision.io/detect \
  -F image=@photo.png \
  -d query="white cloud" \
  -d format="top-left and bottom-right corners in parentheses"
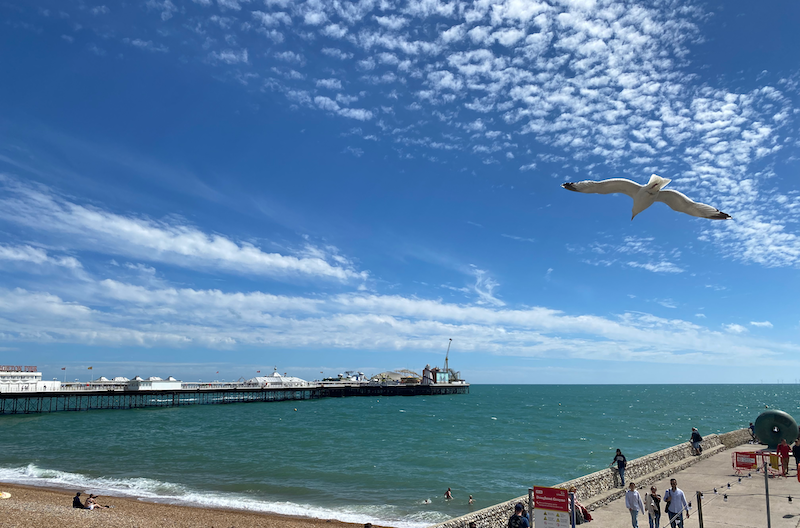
top-left (316, 78), bottom-right (342, 90)
top-left (251, 11), bottom-right (291, 27)
top-left (469, 266), bottom-right (504, 306)
top-left (208, 48), bottom-right (248, 64)
top-left (750, 321), bottom-right (773, 328)
top-left (217, 0), bottom-right (248, 10)
top-left (321, 24), bottom-right (347, 38)
top-left (501, 234), bottom-right (535, 243)
top-left (314, 96), bottom-right (373, 121)
top-left (304, 11), bottom-right (327, 25)
top-left (627, 261), bottom-right (684, 274)
top-left (0, 244), bottom-right (82, 269)
top-left (145, 0), bottom-right (177, 21)
top-left (0, 176), bottom-right (367, 282)
top-left (123, 38), bottom-right (168, 53)
top-left (321, 47), bottom-right (352, 60)
top-left (1, 283), bottom-right (796, 367)
top-left (724, 324), bottom-right (748, 334)
top-left (374, 15), bottom-right (408, 31)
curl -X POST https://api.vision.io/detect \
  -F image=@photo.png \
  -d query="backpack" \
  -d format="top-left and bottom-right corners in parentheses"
top-left (508, 514), bottom-right (523, 528)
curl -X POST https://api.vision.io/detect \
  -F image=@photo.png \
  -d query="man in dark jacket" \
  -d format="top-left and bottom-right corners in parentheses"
top-left (72, 492), bottom-right (85, 509)
top-left (508, 502), bottom-right (530, 528)
top-left (690, 428), bottom-right (703, 455)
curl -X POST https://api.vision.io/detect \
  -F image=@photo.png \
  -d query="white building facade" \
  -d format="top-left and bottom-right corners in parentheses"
top-left (0, 366), bottom-right (61, 393)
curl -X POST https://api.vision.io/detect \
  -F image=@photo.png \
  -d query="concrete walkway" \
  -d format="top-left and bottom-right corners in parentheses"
top-left (583, 445), bottom-right (800, 528)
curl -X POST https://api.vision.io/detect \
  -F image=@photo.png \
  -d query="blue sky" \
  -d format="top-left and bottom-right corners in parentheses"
top-left (1, 0), bottom-right (799, 384)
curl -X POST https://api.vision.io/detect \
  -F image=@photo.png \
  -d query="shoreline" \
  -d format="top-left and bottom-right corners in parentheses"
top-left (0, 482), bottom-right (389, 528)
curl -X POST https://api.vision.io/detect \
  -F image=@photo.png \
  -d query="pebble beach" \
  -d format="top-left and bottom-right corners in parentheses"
top-left (0, 483), bottom-right (383, 528)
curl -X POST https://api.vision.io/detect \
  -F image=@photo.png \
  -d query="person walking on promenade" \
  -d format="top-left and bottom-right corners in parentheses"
top-left (777, 439), bottom-right (791, 476)
top-left (610, 449), bottom-right (627, 486)
top-left (625, 482), bottom-right (645, 528)
top-left (508, 502), bottom-right (530, 528)
top-left (690, 427), bottom-right (703, 455)
top-left (663, 478), bottom-right (689, 528)
top-left (644, 485), bottom-right (661, 528)
top-left (793, 439), bottom-right (800, 472)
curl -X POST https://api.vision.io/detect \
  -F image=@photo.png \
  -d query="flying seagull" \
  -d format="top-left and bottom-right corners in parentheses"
top-left (561, 174), bottom-right (732, 220)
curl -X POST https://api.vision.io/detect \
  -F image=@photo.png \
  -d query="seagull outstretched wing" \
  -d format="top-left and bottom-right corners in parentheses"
top-left (561, 179), bottom-right (641, 198)
top-left (655, 189), bottom-right (731, 220)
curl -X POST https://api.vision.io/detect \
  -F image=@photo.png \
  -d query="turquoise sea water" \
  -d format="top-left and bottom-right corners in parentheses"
top-left (1, 384), bottom-right (798, 527)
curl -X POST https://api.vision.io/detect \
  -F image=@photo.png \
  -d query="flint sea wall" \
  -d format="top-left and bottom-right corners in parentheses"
top-left (432, 428), bottom-right (751, 528)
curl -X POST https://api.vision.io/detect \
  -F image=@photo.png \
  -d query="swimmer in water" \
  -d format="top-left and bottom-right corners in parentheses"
top-left (445, 488), bottom-right (453, 500)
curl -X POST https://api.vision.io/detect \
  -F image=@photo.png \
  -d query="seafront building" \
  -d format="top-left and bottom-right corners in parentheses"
top-left (1, 363), bottom-right (466, 393)
top-left (0, 366), bottom-right (60, 393)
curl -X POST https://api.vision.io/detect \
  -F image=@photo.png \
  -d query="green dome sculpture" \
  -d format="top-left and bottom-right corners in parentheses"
top-left (754, 410), bottom-right (798, 449)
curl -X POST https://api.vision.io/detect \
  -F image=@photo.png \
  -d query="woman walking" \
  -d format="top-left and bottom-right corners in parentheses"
top-left (644, 485), bottom-right (661, 528)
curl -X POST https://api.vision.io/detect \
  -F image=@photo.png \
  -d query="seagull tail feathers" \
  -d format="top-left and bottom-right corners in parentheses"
top-left (647, 174), bottom-right (671, 191)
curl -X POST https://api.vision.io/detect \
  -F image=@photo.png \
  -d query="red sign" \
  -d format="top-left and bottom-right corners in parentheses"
top-left (0, 366), bottom-right (37, 372)
top-left (734, 452), bottom-right (758, 469)
top-left (533, 486), bottom-right (569, 512)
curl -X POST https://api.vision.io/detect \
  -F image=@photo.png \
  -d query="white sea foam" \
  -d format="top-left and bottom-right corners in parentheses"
top-left (0, 465), bottom-right (444, 528)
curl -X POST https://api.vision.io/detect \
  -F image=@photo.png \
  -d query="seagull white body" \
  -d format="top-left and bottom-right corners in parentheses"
top-left (561, 174), bottom-right (732, 220)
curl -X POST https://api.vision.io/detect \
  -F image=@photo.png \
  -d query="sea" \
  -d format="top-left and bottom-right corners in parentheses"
top-left (0, 384), bottom-right (796, 527)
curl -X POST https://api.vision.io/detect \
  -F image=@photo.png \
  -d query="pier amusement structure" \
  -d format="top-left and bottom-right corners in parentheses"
top-left (0, 363), bottom-right (469, 415)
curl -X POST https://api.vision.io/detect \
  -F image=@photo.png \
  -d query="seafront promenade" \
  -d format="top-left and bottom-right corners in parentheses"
top-left (435, 428), bottom-right (799, 528)
top-left (586, 443), bottom-right (800, 527)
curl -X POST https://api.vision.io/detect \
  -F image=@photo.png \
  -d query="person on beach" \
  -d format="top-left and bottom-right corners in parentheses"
top-left (508, 502), bottom-right (530, 528)
top-left (663, 478), bottom-right (689, 528)
top-left (444, 488), bottom-right (453, 500)
top-left (749, 422), bottom-right (757, 443)
top-left (777, 439), bottom-right (791, 476)
top-left (690, 427), bottom-right (703, 455)
top-left (644, 485), bottom-right (661, 528)
top-left (625, 482), bottom-right (645, 528)
top-left (610, 449), bottom-right (627, 486)
top-left (72, 492), bottom-right (84, 509)
top-left (85, 495), bottom-right (100, 510)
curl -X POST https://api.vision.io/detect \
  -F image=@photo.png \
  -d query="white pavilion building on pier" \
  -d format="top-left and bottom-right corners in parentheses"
top-left (0, 366), bottom-right (61, 393)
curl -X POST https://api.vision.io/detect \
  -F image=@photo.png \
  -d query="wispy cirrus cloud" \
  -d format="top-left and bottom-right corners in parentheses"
top-left (0, 175), bottom-right (367, 282)
top-left (0, 244), bottom-right (82, 269)
top-left (571, 237), bottom-right (685, 273)
top-left (627, 261), bottom-right (684, 274)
